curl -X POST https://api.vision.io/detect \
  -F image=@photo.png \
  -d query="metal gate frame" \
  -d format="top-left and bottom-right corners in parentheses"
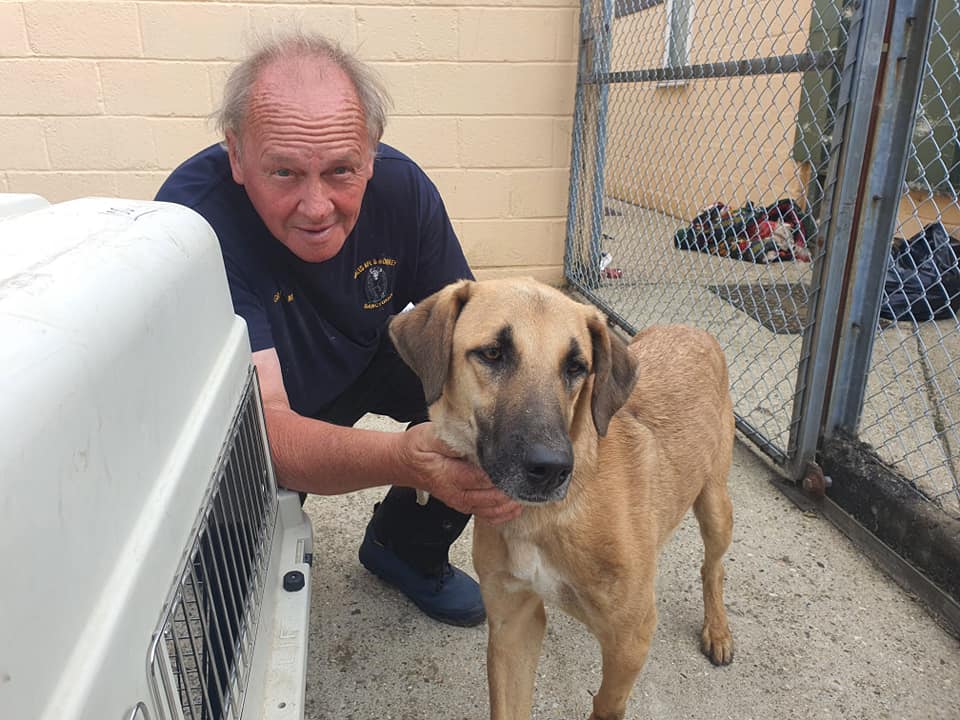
top-left (794, 0), bottom-right (938, 473)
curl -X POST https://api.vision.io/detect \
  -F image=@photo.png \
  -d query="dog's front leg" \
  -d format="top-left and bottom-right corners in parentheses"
top-left (483, 578), bottom-right (546, 720)
top-left (589, 596), bottom-right (657, 720)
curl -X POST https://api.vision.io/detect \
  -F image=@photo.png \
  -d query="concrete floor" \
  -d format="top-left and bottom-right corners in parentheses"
top-left (301, 416), bottom-right (959, 720)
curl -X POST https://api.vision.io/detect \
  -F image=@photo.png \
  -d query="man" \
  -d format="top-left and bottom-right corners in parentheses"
top-left (156, 33), bottom-right (521, 632)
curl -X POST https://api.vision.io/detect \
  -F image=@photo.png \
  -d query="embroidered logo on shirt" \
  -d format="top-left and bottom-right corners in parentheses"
top-left (273, 290), bottom-right (295, 304)
top-left (355, 256), bottom-right (397, 310)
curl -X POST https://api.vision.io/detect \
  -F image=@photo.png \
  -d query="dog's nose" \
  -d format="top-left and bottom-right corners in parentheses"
top-left (523, 443), bottom-right (573, 488)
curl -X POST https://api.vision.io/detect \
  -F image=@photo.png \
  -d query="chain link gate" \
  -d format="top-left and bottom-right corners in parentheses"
top-left (565, 0), bottom-right (959, 613)
top-left (566, 0), bottom-right (846, 472)
top-left (833, 0), bottom-right (960, 521)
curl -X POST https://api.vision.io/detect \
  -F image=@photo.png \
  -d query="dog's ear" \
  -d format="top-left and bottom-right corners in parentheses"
top-left (587, 311), bottom-right (638, 436)
top-left (388, 280), bottom-right (473, 405)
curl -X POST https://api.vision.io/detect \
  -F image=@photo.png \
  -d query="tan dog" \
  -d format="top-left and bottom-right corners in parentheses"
top-left (389, 278), bottom-right (734, 720)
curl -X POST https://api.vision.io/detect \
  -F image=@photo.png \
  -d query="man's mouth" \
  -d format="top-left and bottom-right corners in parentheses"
top-left (295, 224), bottom-right (333, 236)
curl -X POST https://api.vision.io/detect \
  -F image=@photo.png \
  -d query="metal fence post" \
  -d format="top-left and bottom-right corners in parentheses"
top-left (787, 0), bottom-right (894, 479)
top-left (588, 0), bottom-right (614, 287)
top-left (564, 0), bottom-right (614, 288)
top-left (564, 1), bottom-right (593, 282)
top-left (826, 0), bottom-right (939, 435)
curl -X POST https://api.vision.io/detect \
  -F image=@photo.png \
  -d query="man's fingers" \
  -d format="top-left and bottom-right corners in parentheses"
top-left (460, 486), bottom-right (512, 508)
top-left (457, 486), bottom-right (522, 522)
top-left (404, 425), bottom-right (522, 521)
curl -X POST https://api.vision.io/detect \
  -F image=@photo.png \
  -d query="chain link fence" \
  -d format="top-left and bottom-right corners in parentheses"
top-left (565, 0), bottom-right (959, 555)
top-left (566, 0), bottom-right (843, 464)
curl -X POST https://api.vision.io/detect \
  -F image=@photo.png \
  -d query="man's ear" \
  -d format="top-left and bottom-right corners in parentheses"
top-left (225, 130), bottom-right (244, 185)
top-left (389, 280), bottom-right (473, 405)
top-left (587, 311), bottom-right (638, 436)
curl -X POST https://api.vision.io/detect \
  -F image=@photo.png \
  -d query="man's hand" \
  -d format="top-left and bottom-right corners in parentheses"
top-left (399, 423), bottom-right (522, 525)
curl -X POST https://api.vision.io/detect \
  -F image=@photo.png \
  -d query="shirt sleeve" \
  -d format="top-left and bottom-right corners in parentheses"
top-left (223, 255), bottom-right (275, 353)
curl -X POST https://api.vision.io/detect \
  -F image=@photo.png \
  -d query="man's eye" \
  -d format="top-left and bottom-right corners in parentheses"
top-left (333, 166), bottom-right (350, 175)
top-left (273, 168), bottom-right (293, 178)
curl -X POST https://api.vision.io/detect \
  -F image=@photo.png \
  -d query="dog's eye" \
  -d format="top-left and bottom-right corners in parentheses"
top-left (566, 359), bottom-right (588, 379)
top-left (479, 346), bottom-right (502, 363)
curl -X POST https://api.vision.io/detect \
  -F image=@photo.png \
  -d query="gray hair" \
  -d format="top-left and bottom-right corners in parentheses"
top-left (215, 32), bottom-right (391, 151)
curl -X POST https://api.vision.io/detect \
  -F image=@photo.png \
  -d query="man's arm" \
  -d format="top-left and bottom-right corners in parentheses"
top-left (253, 348), bottom-right (521, 524)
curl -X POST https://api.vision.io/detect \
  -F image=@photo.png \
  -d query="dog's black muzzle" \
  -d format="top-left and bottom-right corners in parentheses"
top-left (478, 410), bottom-right (575, 504)
top-left (522, 442), bottom-right (573, 495)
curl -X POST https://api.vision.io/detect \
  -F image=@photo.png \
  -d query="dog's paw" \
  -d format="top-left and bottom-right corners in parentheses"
top-left (701, 624), bottom-right (734, 666)
top-left (588, 711), bottom-right (626, 720)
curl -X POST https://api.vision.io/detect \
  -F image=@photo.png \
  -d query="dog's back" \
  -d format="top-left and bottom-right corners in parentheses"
top-left (608, 324), bottom-right (735, 548)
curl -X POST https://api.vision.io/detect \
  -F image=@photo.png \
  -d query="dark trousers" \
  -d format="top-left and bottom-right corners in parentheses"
top-left (309, 331), bottom-right (471, 575)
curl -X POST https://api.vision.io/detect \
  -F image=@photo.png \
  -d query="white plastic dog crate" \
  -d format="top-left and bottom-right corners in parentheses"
top-left (0, 197), bottom-right (313, 720)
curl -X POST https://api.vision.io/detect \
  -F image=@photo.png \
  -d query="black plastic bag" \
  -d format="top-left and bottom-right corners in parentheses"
top-left (880, 222), bottom-right (960, 322)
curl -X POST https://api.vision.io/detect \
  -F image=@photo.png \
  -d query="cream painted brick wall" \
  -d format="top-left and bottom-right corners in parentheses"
top-left (459, 117), bottom-right (555, 167)
top-left (459, 8), bottom-right (578, 61)
top-left (24, 1), bottom-right (141, 57)
top-left (44, 116), bottom-right (159, 169)
top-left (552, 117), bottom-right (573, 167)
top-left (247, 5), bottom-right (358, 48)
top-left (1, 59), bottom-right (101, 114)
top-left (0, 118), bottom-right (49, 169)
top-left (457, 219), bottom-right (566, 266)
top-left (473, 265), bottom-right (564, 285)
top-left (151, 118), bottom-right (221, 168)
top-left (430, 169), bottom-right (512, 220)
top-left (120, 171), bottom-right (176, 200)
top-left (139, 3), bottom-right (250, 60)
top-left (6, 171), bottom-right (120, 199)
top-left (509, 169), bottom-right (571, 217)
top-left (381, 116), bottom-right (459, 168)
top-left (99, 61), bottom-right (214, 116)
top-left (2, 0), bottom-right (580, 279)
top-left (207, 62), bottom-right (235, 111)
top-left (0, 3), bottom-right (29, 56)
top-left (357, 8), bottom-right (459, 60)
top-left (411, 63), bottom-right (576, 115)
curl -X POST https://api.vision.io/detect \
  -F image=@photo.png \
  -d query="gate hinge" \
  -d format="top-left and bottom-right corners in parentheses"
top-left (802, 461), bottom-right (833, 499)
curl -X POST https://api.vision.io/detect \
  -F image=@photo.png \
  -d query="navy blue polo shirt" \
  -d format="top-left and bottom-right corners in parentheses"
top-left (155, 143), bottom-right (472, 417)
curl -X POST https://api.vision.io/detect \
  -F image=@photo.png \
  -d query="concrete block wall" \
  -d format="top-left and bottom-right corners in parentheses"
top-left (0, 1), bottom-right (580, 282)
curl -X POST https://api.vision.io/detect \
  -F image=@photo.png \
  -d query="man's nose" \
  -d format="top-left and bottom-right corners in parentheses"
top-left (299, 178), bottom-right (334, 218)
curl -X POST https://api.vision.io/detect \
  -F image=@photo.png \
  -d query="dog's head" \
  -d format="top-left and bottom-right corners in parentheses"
top-left (389, 278), bottom-right (638, 504)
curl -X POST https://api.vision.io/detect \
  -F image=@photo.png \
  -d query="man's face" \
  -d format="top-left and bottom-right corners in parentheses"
top-left (226, 58), bottom-right (374, 263)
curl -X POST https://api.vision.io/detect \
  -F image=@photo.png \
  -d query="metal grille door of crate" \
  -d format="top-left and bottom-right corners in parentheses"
top-left (148, 370), bottom-right (278, 720)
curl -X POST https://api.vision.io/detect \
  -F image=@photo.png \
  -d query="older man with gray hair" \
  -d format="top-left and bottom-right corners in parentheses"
top-left (157, 33), bottom-right (521, 635)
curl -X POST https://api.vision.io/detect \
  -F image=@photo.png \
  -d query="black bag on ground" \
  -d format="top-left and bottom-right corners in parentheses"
top-left (880, 222), bottom-right (960, 322)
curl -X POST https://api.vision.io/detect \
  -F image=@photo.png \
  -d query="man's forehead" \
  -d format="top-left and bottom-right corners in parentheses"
top-left (254, 56), bottom-right (353, 101)
top-left (240, 60), bottom-right (371, 155)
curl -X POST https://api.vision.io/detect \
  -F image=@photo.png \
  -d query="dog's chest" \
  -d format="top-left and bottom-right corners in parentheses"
top-left (504, 539), bottom-right (570, 604)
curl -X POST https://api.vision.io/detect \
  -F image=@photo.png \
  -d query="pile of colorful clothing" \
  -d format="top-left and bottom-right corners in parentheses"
top-left (673, 199), bottom-right (815, 263)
